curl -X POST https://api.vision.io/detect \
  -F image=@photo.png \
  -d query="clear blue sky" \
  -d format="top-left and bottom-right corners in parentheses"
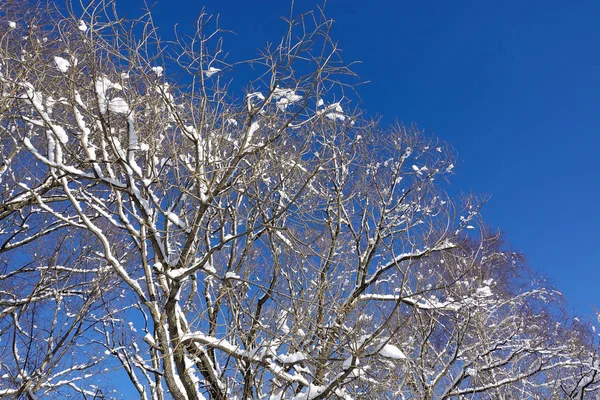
top-left (119, 0), bottom-right (600, 315)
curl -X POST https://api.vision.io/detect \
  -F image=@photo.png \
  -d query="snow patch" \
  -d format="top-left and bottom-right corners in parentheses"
top-left (475, 286), bottom-right (493, 298)
top-left (325, 112), bottom-right (345, 121)
top-left (278, 352), bottom-right (306, 364)
top-left (151, 66), bottom-right (164, 77)
top-left (204, 67), bottom-right (221, 78)
top-left (108, 97), bottom-right (129, 114)
top-left (54, 56), bottom-right (70, 73)
top-left (245, 122), bottom-right (260, 146)
top-left (51, 124), bottom-right (69, 144)
top-left (166, 211), bottom-right (184, 228)
top-left (272, 87), bottom-right (302, 110)
top-left (224, 271), bottom-right (240, 280)
top-left (95, 77), bottom-right (122, 114)
top-left (379, 344), bottom-right (407, 360)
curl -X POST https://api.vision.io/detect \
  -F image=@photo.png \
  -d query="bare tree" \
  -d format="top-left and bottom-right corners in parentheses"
top-left (0, 1), bottom-right (598, 399)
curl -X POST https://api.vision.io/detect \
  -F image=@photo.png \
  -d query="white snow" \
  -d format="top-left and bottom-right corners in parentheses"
top-left (291, 384), bottom-right (326, 400)
top-left (166, 211), bottom-right (186, 228)
top-left (269, 392), bottom-right (284, 400)
top-left (274, 230), bottom-right (293, 247)
top-left (204, 264), bottom-right (216, 274)
top-left (9, 21), bottom-right (16, 29)
top-left (54, 56), bottom-right (70, 73)
top-left (246, 92), bottom-right (265, 111)
top-left (412, 165), bottom-right (428, 175)
top-left (325, 112), bottom-right (345, 121)
top-left (127, 115), bottom-right (139, 150)
top-left (224, 271), bottom-right (240, 280)
top-left (475, 286), bottom-right (493, 298)
top-left (51, 124), bottom-right (69, 144)
top-left (204, 67), bottom-right (221, 77)
top-left (151, 66), bottom-right (163, 77)
top-left (278, 352), bottom-right (306, 364)
top-left (182, 332), bottom-right (239, 354)
top-left (277, 310), bottom-right (290, 334)
top-left (95, 77), bottom-right (122, 114)
top-left (108, 97), bottom-right (129, 114)
top-left (246, 92), bottom-right (265, 101)
top-left (247, 122), bottom-right (260, 144)
top-left (272, 87), bottom-right (302, 110)
top-left (379, 344), bottom-right (407, 360)
top-left (78, 20), bottom-right (88, 31)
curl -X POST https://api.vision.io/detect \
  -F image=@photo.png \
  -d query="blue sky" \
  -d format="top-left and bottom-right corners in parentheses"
top-left (119, 0), bottom-right (600, 315)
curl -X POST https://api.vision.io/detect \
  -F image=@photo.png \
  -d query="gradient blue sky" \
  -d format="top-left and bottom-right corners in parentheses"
top-left (120, 0), bottom-right (600, 315)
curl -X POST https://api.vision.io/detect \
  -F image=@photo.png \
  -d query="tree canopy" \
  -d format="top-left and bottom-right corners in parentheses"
top-left (0, 1), bottom-right (598, 399)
